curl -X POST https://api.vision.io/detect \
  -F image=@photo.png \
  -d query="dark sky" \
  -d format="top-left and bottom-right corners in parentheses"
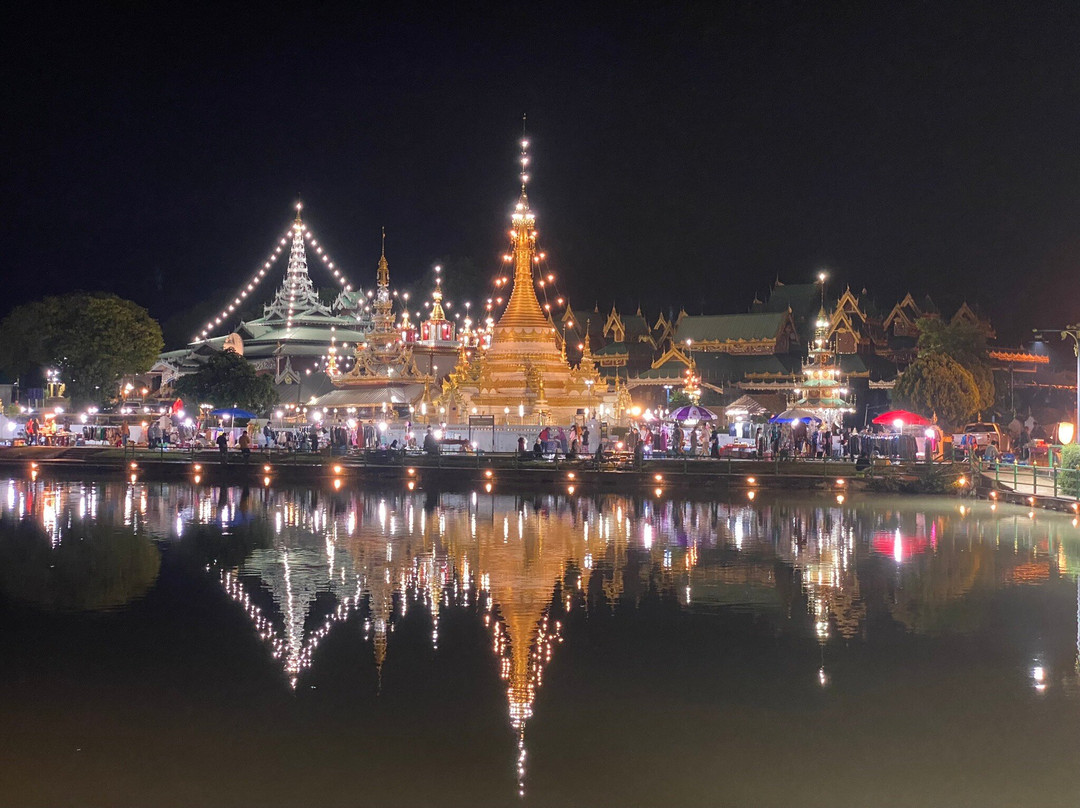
top-left (4, 0), bottom-right (1080, 346)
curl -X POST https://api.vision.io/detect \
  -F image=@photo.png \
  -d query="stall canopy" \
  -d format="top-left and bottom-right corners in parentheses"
top-left (872, 409), bottom-right (930, 427)
top-left (724, 394), bottom-right (787, 420)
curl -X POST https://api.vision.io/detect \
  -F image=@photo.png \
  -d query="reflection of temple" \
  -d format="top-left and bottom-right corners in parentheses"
top-left (20, 480), bottom-right (1080, 799)
top-left (440, 141), bottom-right (613, 423)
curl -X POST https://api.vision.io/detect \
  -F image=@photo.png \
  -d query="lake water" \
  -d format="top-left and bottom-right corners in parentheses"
top-left (2, 478), bottom-right (1080, 807)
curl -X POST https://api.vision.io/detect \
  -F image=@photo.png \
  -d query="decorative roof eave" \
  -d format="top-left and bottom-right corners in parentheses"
top-left (989, 350), bottom-right (1049, 364)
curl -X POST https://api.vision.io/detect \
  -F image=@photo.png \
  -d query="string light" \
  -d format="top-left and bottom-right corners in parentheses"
top-left (194, 203), bottom-right (359, 342)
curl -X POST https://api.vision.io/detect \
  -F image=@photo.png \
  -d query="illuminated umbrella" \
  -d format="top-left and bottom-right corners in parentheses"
top-left (769, 408), bottom-right (822, 424)
top-left (872, 409), bottom-right (930, 427)
top-left (669, 404), bottom-right (717, 422)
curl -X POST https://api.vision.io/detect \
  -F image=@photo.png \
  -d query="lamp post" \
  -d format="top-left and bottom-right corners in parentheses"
top-left (1034, 326), bottom-right (1080, 443)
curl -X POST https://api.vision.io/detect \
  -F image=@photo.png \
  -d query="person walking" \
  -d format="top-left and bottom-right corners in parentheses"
top-left (216, 431), bottom-right (229, 463)
top-left (238, 430), bottom-right (251, 462)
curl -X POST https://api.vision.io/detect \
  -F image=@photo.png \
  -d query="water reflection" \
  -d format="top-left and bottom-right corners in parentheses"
top-left (3, 478), bottom-right (1080, 800)
top-left (0, 512), bottom-right (160, 612)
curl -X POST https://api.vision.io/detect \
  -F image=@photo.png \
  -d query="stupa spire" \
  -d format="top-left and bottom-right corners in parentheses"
top-left (430, 275), bottom-right (446, 322)
top-left (373, 228), bottom-right (394, 332)
top-left (496, 134), bottom-right (550, 331)
top-left (262, 198), bottom-right (331, 326)
top-left (286, 201), bottom-right (310, 286)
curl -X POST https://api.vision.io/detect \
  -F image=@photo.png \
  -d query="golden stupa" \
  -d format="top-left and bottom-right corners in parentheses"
top-left (440, 139), bottom-right (612, 424)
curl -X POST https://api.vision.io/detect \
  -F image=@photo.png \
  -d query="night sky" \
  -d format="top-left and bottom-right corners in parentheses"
top-left (5, 1), bottom-right (1080, 346)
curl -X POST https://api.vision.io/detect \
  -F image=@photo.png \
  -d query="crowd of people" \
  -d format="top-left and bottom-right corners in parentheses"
top-left (617, 420), bottom-right (875, 460)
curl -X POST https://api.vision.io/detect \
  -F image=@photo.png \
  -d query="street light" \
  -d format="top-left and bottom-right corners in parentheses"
top-left (1034, 326), bottom-right (1080, 443)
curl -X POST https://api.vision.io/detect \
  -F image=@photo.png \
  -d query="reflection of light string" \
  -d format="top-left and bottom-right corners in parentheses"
top-left (218, 566), bottom-right (363, 690)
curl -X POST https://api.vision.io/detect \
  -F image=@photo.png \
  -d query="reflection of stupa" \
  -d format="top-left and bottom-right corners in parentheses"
top-left (441, 139), bottom-right (613, 423)
top-left (473, 506), bottom-right (575, 798)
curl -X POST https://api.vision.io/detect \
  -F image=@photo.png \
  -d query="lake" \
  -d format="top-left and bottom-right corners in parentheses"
top-left (1, 478), bottom-right (1079, 807)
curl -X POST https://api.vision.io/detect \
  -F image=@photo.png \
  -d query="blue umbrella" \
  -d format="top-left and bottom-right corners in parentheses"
top-left (210, 407), bottom-right (257, 420)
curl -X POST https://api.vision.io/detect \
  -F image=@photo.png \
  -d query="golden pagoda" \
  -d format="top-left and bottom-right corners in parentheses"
top-left (440, 138), bottom-right (612, 423)
top-left (315, 234), bottom-right (432, 412)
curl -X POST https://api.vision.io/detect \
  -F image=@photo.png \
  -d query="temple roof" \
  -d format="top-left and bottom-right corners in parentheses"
top-left (637, 352), bottom-right (798, 381)
top-left (240, 322), bottom-right (368, 344)
top-left (675, 312), bottom-right (792, 343)
top-left (310, 384), bottom-right (426, 408)
top-left (593, 340), bottom-right (629, 356)
top-left (765, 282), bottom-right (820, 315)
top-left (837, 352), bottom-right (899, 381)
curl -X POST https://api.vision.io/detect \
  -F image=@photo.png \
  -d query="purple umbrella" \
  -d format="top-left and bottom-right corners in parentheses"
top-left (669, 405), bottom-right (717, 422)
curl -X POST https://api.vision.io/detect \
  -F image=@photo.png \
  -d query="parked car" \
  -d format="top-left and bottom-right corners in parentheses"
top-left (962, 422), bottom-right (1010, 454)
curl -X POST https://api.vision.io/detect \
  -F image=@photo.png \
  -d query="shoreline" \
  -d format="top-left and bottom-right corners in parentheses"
top-left (0, 444), bottom-right (932, 494)
top-left (4, 446), bottom-right (1079, 513)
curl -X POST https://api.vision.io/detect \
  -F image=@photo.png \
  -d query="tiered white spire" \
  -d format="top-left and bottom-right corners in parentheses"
top-left (193, 201), bottom-right (361, 343)
top-left (264, 203), bottom-right (332, 327)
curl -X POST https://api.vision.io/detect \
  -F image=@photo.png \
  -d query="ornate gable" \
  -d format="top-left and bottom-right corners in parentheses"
top-left (603, 305), bottom-right (625, 342)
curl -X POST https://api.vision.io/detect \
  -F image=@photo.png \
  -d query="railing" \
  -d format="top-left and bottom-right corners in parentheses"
top-left (989, 461), bottom-right (1080, 501)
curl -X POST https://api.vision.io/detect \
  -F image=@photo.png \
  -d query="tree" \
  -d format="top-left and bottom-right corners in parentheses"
top-left (892, 351), bottom-right (980, 430)
top-left (0, 293), bottom-right (163, 405)
top-left (172, 348), bottom-right (278, 413)
top-left (914, 317), bottom-right (995, 414)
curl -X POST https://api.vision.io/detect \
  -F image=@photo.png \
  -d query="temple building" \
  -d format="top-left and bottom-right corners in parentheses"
top-left (791, 306), bottom-right (856, 425)
top-left (407, 266), bottom-right (462, 379)
top-left (439, 141), bottom-right (613, 423)
top-left (154, 203), bottom-right (372, 402)
top-left (312, 238), bottom-right (434, 414)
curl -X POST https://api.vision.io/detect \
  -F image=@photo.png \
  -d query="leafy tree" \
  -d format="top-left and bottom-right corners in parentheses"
top-left (0, 293), bottom-right (163, 405)
top-left (892, 351), bottom-right (980, 430)
top-left (666, 389), bottom-right (693, 409)
top-left (172, 348), bottom-right (277, 413)
top-left (914, 317), bottom-right (995, 414)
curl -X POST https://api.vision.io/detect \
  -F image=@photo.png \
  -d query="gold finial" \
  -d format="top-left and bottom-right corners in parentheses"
top-left (376, 229), bottom-right (390, 294)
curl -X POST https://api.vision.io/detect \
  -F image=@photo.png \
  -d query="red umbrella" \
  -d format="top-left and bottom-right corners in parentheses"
top-left (872, 409), bottom-right (931, 427)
